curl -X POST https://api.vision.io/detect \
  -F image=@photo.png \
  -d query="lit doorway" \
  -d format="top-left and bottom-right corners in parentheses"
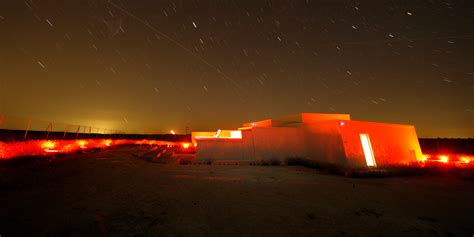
top-left (360, 134), bottom-right (376, 167)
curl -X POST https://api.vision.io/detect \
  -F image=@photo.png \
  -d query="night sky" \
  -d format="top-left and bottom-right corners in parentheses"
top-left (1, 0), bottom-right (473, 137)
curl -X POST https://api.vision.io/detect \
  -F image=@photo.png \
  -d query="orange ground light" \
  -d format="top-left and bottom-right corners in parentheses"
top-left (0, 139), bottom-right (192, 159)
top-left (421, 153), bottom-right (472, 168)
top-left (0, 139), bottom-right (471, 168)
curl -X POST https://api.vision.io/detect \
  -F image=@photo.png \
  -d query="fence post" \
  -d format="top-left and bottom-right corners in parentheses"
top-left (76, 125), bottom-right (81, 139)
top-left (24, 119), bottom-right (32, 140)
top-left (63, 124), bottom-right (68, 139)
top-left (46, 121), bottom-right (52, 139)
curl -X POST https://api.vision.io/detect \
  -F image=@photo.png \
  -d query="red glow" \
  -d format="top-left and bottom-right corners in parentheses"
top-left (41, 140), bottom-right (59, 153)
top-left (0, 142), bottom-right (5, 158)
top-left (0, 139), bottom-right (190, 160)
top-left (41, 140), bottom-right (57, 150)
top-left (103, 139), bottom-right (113, 147)
top-left (77, 140), bottom-right (88, 149)
top-left (182, 143), bottom-right (190, 149)
top-left (460, 156), bottom-right (471, 164)
top-left (421, 153), bottom-right (472, 167)
top-left (439, 155), bottom-right (449, 163)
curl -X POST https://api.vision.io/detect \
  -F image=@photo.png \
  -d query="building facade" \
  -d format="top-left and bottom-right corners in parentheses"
top-left (192, 113), bottom-right (423, 168)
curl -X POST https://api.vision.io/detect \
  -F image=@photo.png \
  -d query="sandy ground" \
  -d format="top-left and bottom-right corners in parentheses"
top-left (1, 146), bottom-right (473, 237)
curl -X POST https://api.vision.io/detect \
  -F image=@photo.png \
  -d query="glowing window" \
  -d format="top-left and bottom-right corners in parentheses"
top-left (230, 130), bottom-right (242, 139)
top-left (360, 134), bottom-right (376, 167)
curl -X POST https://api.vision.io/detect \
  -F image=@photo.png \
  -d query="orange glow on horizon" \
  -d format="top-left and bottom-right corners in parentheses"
top-left (0, 139), bottom-right (190, 160)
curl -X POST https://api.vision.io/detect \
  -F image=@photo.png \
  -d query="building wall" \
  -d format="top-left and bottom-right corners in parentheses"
top-left (303, 121), bottom-right (348, 166)
top-left (241, 130), bottom-right (255, 160)
top-left (250, 127), bottom-right (306, 162)
top-left (195, 116), bottom-right (423, 168)
top-left (339, 120), bottom-right (423, 167)
top-left (195, 139), bottom-right (243, 161)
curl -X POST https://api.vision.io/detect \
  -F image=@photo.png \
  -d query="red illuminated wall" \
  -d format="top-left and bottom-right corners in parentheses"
top-left (195, 139), bottom-right (244, 161)
top-left (195, 114), bottom-right (423, 168)
top-left (303, 121), bottom-right (347, 166)
top-left (241, 130), bottom-right (255, 160)
top-left (302, 120), bottom-right (423, 168)
top-left (339, 120), bottom-right (423, 167)
top-left (196, 127), bottom-right (305, 162)
top-left (250, 127), bottom-right (305, 161)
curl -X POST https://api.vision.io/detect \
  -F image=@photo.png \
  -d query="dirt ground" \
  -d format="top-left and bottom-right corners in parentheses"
top-left (1, 146), bottom-right (473, 237)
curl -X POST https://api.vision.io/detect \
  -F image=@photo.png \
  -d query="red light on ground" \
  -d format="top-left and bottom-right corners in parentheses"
top-left (77, 140), bottom-right (88, 149)
top-left (0, 142), bottom-right (5, 158)
top-left (45, 149), bottom-right (60, 153)
top-left (422, 153), bottom-right (473, 167)
top-left (61, 144), bottom-right (74, 153)
top-left (41, 140), bottom-right (59, 152)
top-left (41, 141), bottom-right (56, 150)
top-left (103, 139), bottom-right (112, 147)
top-left (460, 156), bottom-right (471, 164)
top-left (1, 139), bottom-right (192, 160)
top-left (439, 155), bottom-right (449, 163)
